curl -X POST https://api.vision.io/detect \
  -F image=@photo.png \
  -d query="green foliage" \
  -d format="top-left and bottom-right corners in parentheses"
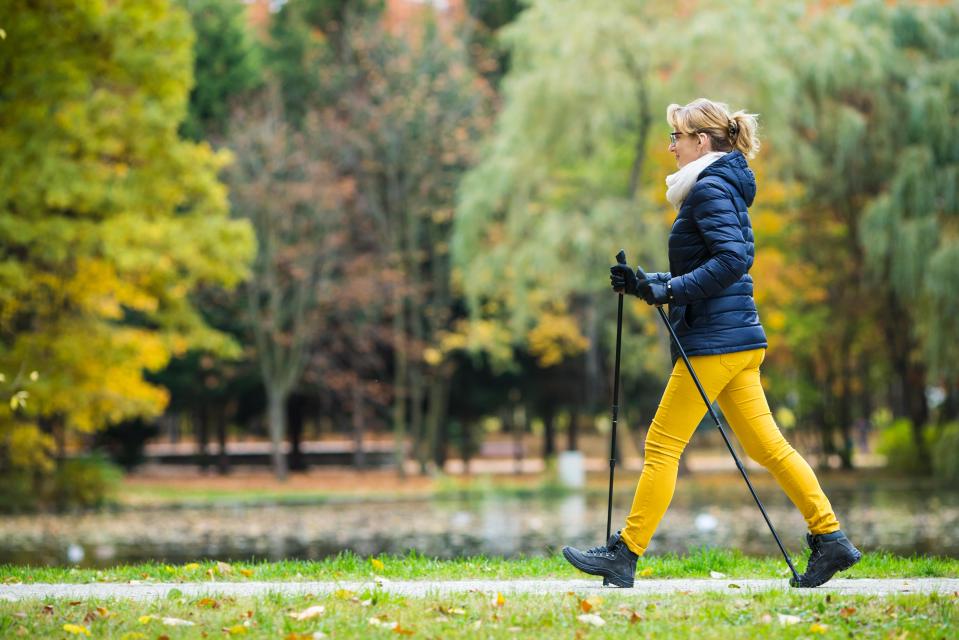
top-left (51, 454), bottom-right (122, 510)
top-left (178, 0), bottom-right (264, 141)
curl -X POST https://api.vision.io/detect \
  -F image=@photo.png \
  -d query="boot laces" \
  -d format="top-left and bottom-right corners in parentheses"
top-left (585, 543), bottom-right (614, 558)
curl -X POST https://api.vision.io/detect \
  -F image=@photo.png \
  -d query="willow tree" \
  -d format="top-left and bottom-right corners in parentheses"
top-left (785, 1), bottom-right (959, 467)
top-left (0, 0), bottom-right (253, 497)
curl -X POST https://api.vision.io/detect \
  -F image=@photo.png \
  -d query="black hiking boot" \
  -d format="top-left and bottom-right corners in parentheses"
top-left (790, 530), bottom-right (862, 588)
top-left (562, 530), bottom-right (638, 588)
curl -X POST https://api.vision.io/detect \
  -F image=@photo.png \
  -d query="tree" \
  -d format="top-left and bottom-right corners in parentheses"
top-left (0, 0), bottom-right (253, 496)
top-left (335, 15), bottom-right (495, 474)
top-left (225, 89), bottom-right (349, 480)
top-left (784, 1), bottom-right (959, 468)
top-left (178, 0), bottom-right (264, 142)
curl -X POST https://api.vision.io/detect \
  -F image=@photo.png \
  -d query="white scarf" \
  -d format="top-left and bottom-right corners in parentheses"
top-left (665, 151), bottom-right (726, 211)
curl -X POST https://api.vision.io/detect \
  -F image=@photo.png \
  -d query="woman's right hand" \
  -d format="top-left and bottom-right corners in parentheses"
top-left (609, 263), bottom-right (640, 295)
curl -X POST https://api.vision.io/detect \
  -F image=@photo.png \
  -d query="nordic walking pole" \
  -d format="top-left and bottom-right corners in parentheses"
top-left (639, 268), bottom-right (801, 584)
top-left (606, 250), bottom-right (627, 546)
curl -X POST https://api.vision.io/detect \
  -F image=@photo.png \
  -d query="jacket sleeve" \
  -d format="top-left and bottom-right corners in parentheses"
top-left (668, 181), bottom-right (748, 305)
top-left (644, 271), bottom-right (672, 284)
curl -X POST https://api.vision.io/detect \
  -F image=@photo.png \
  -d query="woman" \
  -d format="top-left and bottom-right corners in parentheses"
top-left (562, 98), bottom-right (861, 588)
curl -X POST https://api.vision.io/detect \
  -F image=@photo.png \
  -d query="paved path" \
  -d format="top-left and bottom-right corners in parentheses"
top-left (2, 578), bottom-right (957, 601)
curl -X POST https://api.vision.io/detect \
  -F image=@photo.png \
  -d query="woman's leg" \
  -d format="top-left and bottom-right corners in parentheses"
top-left (620, 354), bottom-right (738, 556)
top-left (715, 349), bottom-right (840, 535)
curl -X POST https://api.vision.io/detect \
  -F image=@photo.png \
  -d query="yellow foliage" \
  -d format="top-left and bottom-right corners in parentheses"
top-left (526, 312), bottom-right (589, 367)
top-left (3, 422), bottom-right (55, 472)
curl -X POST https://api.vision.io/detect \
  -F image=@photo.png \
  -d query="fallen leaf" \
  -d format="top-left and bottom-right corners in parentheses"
top-left (289, 605), bottom-right (326, 621)
top-left (577, 613), bottom-right (606, 627)
top-left (161, 616), bottom-right (196, 626)
top-left (371, 558), bottom-right (385, 571)
top-left (239, 569), bottom-right (254, 578)
top-left (393, 624), bottom-right (414, 635)
top-left (369, 617), bottom-right (398, 629)
top-left (216, 561), bottom-right (234, 575)
top-left (42, 605), bottom-right (54, 615)
top-left (222, 625), bottom-right (248, 635)
top-left (840, 606), bottom-right (856, 617)
top-left (580, 595), bottom-right (603, 612)
top-left (197, 597), bottom-right (220, 608)
top-left (630, 611), bottom-right (642, 624)
top-left (639, 567), bottom-right (654, 577)
top-left (727, 583), bottom-right (741, 589)
top-left (69, 601), bottom-right (82, 606)
top-left (809, 623), bottom-right (829, 634)
top-left (62, 624), bottom-right (91, 636)
top-left (778, 614), bottom-right (801, 626)
top-left (96, 606), bottom-right (114, 618)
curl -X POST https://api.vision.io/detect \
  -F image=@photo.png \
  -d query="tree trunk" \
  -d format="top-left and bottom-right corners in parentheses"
top-left (542, 405), bottom-right (556, 460)
top-left (567, 410), bottom-right (579, 452)
top-left (216, 405), bottom-right (230, 476)
top-left (352, 384), bottom-right (366, 470)
top-left (195, 405), bottom-right (210, 473)
top-left (266, 386), bottom-right (289, 481)
top-left (287, 396), bottom-right (307, 472)
top-left (426, 371), bottom-right (451, 472)
top-left (392, 293), bottom-right (408, 478)
top-left (882, 292), bottom-right (931, 470)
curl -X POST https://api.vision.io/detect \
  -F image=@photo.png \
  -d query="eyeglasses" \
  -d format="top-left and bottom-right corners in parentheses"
top-left (669, 131), bottom-right (699, 144)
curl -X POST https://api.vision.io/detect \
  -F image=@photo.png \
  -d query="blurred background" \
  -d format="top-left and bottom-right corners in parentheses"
top-left (1, 0), bottom-right (957, 568)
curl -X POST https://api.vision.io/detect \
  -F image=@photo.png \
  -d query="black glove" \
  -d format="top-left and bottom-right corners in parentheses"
top-left (609, 263), bottom-right (639, 295)
top-left (636, 270), bottom-right (670, 306)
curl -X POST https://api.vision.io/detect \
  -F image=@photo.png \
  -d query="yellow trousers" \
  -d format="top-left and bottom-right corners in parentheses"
top-left (620, 348), bottom-right (840, 556)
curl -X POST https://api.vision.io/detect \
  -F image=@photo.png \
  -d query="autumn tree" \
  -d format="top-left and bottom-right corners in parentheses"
top-left (225, 90), bottom-right (349, 481)
top-left (0, 0), bottom-right (253, 500)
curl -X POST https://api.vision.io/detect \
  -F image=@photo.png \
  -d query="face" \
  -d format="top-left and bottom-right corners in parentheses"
top-left (669, 130), bottom-right (711, 168)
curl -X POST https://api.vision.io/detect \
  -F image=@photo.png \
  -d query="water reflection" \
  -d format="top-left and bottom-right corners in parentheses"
top-left (1, 477), bottom-right (956, 567)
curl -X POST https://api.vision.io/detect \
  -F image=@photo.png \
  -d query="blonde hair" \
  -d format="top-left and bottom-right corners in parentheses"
top-left (666, 98), bottom-right (760, 159)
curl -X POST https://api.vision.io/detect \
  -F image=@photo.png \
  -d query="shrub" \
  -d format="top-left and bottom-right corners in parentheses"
top-left (52, 454), bottom-right (122, 510)
top-left (877, 419), bottom-right (931, 475)
top-left (931, 423), bottom-right (959, 482)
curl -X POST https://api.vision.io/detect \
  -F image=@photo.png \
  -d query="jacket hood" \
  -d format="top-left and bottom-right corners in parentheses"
top-left (697, 150), bottom-right (756, 207)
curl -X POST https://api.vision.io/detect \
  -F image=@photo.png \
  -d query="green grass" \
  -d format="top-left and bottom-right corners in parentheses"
top-left (1, 588), bottom-right (956, 639)
top-left (2, 548), bottom-right (957, 584)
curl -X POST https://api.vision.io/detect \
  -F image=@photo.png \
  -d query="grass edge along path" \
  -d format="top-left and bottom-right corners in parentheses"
top-left (2, 548), bottom-right (958, 584)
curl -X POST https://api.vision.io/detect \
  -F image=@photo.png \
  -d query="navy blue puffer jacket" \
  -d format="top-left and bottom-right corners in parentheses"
top-left (649, 150), bottom-right (767, 363)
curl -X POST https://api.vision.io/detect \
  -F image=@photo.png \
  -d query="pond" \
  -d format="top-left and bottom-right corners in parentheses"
top-left (1, 473), bottom-right (956, 567)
